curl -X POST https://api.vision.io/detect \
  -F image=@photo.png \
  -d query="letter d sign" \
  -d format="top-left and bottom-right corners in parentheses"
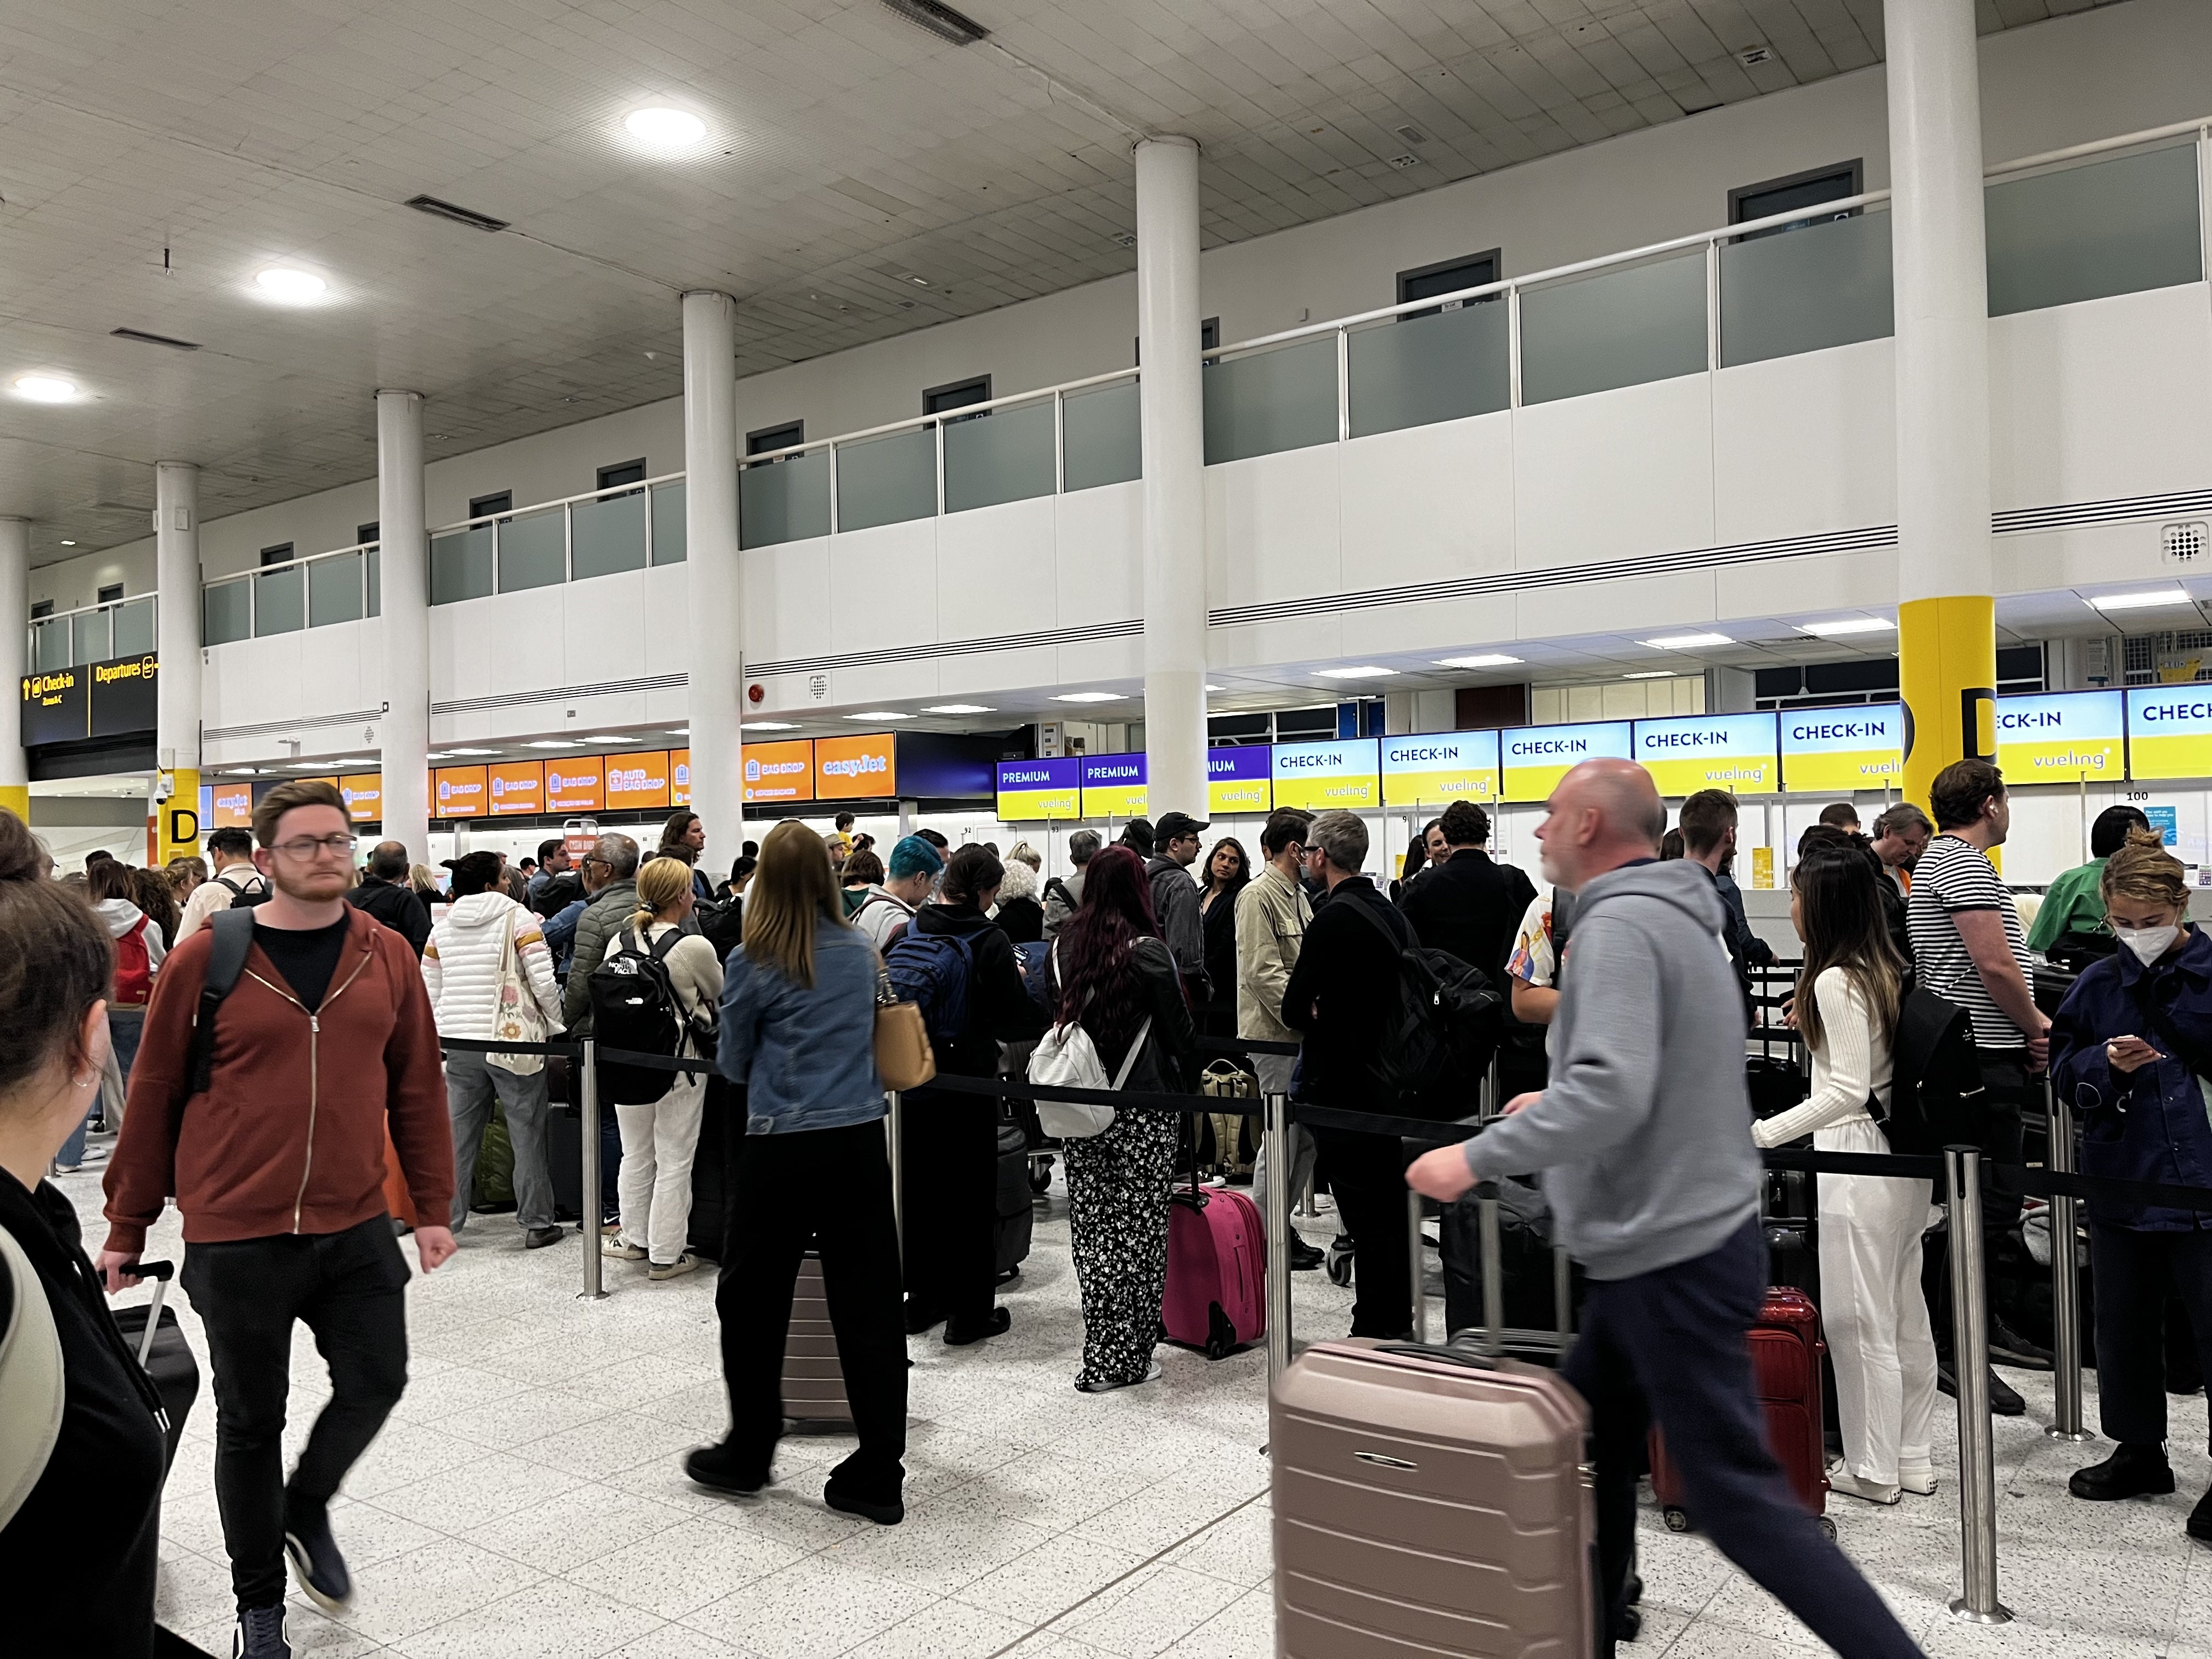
top-left (166, 806), bottom-right (199, 847)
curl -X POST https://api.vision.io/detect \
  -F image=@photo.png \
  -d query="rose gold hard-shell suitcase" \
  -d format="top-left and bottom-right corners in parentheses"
top-left (1271, 1336), bottom-right (1595, 1657)
top-left (782, 1251), bottom-right (854, 1429)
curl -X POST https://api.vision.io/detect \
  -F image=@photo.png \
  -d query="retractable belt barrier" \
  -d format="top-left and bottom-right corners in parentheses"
top-left (437, 1036), bottom-right (585, 1058)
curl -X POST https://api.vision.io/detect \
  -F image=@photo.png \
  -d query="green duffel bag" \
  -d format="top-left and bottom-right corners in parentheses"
top-left (472, 1102), bottom-right (516, 1211)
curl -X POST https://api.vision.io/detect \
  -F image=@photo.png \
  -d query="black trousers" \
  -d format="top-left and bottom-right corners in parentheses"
top-left (899, 1084), bottom-right (997, 1327)
top-left (2089, 1221), bottom-right (2212, 1445)
top-left (1571, 1220), bottom-right (1922, 1659)
top-left (1310, 1126), bottom-right (1416, 1338)
top-left (183, 1216), bottom-right (411, 1613)
top-left (715, 1119), bottom-right (908, 1494)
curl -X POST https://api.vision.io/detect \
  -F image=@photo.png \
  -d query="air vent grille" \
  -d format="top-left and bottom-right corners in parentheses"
top-left (2163, 521), bottom-right (2205, 565)
top-left (404, 195), bottom-right (510, 233)
top-left (110, 327), bottom-right (201, 351)
top-left (881, 0), bottom-right (989, 45)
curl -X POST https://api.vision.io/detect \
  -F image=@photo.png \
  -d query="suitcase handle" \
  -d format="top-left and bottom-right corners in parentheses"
top-left (1375, 1340), bottom-right (1503, 1373)
top-left (137, 1260), bottom-right (174, 1282)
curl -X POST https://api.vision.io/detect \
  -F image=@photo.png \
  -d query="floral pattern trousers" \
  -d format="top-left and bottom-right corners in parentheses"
top-left (1062, 1106), bottom-right (1181, 1386)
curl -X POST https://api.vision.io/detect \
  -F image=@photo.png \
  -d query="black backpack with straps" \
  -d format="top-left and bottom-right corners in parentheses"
top-left (185, 906), bottom-right (261, 1095)
top-left (1345, 896), bottom-right (1505, 1102)
top-left (588, 927), bottom-right (689, 1105)
top-left (214, 872), bottom-right (274, 911)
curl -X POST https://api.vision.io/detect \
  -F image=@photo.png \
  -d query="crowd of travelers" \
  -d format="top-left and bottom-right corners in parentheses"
top-left (4, 744), bottom-right (2210, 1657)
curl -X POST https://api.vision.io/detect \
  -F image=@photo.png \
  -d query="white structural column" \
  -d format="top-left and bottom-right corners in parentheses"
top-left (1135, 136), bottom-right (1208, 819)
top-left (154, 463), bottom-right (202, 862)
top-left (377, 390), bottom-right (431, 861)
top-left (683, 291), bottom-right (743, 852)
top-left (0, 518), bottom-right (27, 822)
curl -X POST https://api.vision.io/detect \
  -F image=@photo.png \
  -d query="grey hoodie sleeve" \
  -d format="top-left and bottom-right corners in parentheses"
top-left (1463, 911), bottom-right (1663, 1177)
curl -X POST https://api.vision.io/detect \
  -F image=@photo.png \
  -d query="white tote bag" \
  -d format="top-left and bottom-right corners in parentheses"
top-left (1026, 943), bottom-right (1151, 1140)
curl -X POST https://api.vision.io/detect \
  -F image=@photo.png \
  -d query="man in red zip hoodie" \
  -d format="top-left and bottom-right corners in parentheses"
top-left (99, 778), bottom-right (454, 1659)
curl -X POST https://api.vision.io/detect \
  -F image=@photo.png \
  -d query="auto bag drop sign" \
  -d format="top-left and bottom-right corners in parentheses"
top-left (1633, 712), bottom-right (1779, 795)
top-left (1780, 704), bottom-right (1904, 793)
top-left (2126, 689), bottom-right (2212, 781)
top-left (1995, 691), bottom-right (2123, 782)
top-left (1500, 721), bottom-right (1632, 802)
top-left (1269, 740), bottom-right (1381, 811)
top-left (1381, 731), bottom-right (1501, 806)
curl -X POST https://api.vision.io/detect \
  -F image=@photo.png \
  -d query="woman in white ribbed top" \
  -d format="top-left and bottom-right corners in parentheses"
top-left (1753, 846), bottom-right (1939, 1505)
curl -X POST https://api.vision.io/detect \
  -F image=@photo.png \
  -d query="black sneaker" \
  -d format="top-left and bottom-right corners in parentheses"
top-left (944, 1307), bottom-right (1011, 1346)
top-left (282, 1508), bottom-right (351, 1612)
top-left (1288, 1239), bottom-right (1325, 1272)
top-left (1936, 1360), bottom-right (2027, 1417)
top-left (524, 1226), bottom-right (565, 1249)
top-left (823, 1481), bottom-right (905, 1526)
top-left (2069, 1442), bottom-right (2176, 1502)
top-left (232, 1604), bottom-right (291, 1658)
top-left (2190, 1482), bottom-right (2212, 1543)
top-left (684, 1443), bottom-right (768, 1497)
top-left (1988, 1320), bottom-right (2055, 1372)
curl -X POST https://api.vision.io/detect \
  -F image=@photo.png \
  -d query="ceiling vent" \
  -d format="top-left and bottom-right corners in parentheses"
top-left (1738, 45), bottom-right (1773, 66)
top-left (110, 326), bottom-right (201, 351)
top-left (1394, 125), bottom-right (1427, 146)
top-left (2163, 522), bottom-right (2206, 566)
top-left (1387, 154), bottom-right (1421, 170)
top-left (404, 195), bottom-right (511, 233)
top-left (881, 0), bottom-right (989, 45)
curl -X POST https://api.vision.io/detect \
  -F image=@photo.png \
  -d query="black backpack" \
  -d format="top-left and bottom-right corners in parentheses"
top-left (1346, 899), bottom-right (1504, 1101)
top-left (1878, 986), bottom-right (1987, 1156)
top-left (185, 906), bottom-right (261, 1095)
top-left (215, 873), bottom-right (273, 910)
top-left (588, 928), bottom-right (687, 1105)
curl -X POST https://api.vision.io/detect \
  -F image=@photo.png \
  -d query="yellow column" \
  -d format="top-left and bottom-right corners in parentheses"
top-left (156, 767), bottom-right (201, 864)
top-left (0, 783), bottom-right (27, 823)
top-left (1899, 596), bottom-right (1996, 806)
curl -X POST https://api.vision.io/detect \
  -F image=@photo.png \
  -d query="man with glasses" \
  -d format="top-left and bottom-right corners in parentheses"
top-left (1238, 808), bottom-right (1322, 1269)
top-left (559, 832), bottom-right (641, 1035)
top-left (100, 778), bottom-right (453, 1659)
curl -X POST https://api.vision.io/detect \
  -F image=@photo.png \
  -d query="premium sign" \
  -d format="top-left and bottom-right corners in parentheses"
top-left (1206, 746), bottom-right (1272, 815)
top-left (545, 761), bottom-right (603, 814)
top-left (89, 652), bottom-right (157, 737)
top-left (1995, 691), bottom-right (2124, 782)
top-left (20, 667), bottom-right (87, 746)
top-left (1500, 721), bottom-right (1633, 803)
top-left (815, 733), bottom-right (896, 799)
top-left (487, 763), bottom-right (544, 816)
top-left (742, 740), bottom-right (813, 803)
top-left (996, 758), bottom-right (1081, 820)
top-left (435, 766), bottom-right (488, 818)
top-left (1632, 712), bottom-right (1779, 796)
top-left (338, 774), bottom-right (383, 825)
top-left (1780, 704), bottom-right (1905, 794)
top-left (1079, 753), bottom-right (1148, 817)
top-left (1381, 731), bottom-right (1502, 806)
top-left (606, 751), bottom-right (672, 811)
top-left (2126, 689), bottom-right (2212, 781)
top-left (1269, 740), bottom-right (1381, 811)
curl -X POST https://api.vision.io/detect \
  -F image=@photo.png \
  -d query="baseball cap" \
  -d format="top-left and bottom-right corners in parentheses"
top-left (887, 834), bottom-right (945, 880)
top-left (1155, 811), bottom-right (1210, 842)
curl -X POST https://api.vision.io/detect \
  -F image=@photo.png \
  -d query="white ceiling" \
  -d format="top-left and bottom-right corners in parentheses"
top-left (0, 0), bottom-right (2118, 563)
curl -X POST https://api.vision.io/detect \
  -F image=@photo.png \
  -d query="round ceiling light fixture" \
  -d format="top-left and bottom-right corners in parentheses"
top-left (625, 107), bottom-right (707, 150)
top-left (13, 374), bottom-right (77, 402)
top-left (255, 267), bottom-right (328, 302)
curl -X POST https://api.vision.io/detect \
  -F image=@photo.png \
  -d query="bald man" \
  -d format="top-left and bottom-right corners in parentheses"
top-left (347, 839), bottom-right (431, 956)
top-left (1409, 759), bottom-right (1922, 1659)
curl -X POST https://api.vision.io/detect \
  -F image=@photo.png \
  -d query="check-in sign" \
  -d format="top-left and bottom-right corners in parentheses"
top-left (1269, 740), bottom-right (1381, 811)
top-left (2127, 689), bottom-right (2212, 781)
top-left (1995, 691), bottom-right (2123, 783)
top-left (1381, 731), bottom-right (1500, 806)
top-left (1780, 704), bottom-right (1904, 794)
top-left (1207, 746), bottom-right (1272, 815)
top-left (1500, 721), bottom-right (1632, 803)
top-left (1633, 713), bottom-right (1779, 795)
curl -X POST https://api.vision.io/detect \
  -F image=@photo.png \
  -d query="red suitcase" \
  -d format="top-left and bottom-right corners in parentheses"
top-left (1161, 1182), bottom-right (1265, 1360)
top-left (1650, 1285), bottom-right (1832, 1537)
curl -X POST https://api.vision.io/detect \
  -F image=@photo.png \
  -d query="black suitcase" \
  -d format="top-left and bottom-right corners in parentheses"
top-left (995, 1113), bottom-right (1032, 1278)
top-left (545, 1104), bottom-right (584, 1223)
top-left (690, 1078), bottom-right (735, 1261)
top-left (108, 1260), bottom-right (198, 1474)
top-left (1439, 1176), bottom-right (1582, 1361)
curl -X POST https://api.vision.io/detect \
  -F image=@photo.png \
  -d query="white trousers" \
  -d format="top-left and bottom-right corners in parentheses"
top-left (614, 1072), bottom-right (707, 1266)
top-left (1815, 1116), bottom-right (1939, 1484)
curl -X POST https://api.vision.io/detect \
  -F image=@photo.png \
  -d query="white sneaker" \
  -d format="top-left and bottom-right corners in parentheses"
top-left (1898, 1462), bottom-right (1938, 1496)
top-left (601, 1236), bottom-right (646, 1260)
top-left (649, 1252), bottom-right (701, 1281)
top-left (1827, 1466), bottom-right (1901, 1505)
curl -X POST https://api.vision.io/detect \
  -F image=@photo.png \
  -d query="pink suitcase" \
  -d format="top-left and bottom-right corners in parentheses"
top-left (1161, 1183), bottom-right (1265, 1360)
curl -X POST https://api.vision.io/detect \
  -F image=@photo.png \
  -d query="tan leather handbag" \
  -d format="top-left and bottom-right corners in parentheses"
top-left (873, 960), bottom-right (936, 1091)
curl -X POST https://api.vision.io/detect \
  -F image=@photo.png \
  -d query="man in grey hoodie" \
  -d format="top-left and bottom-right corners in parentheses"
top-left (1409, 759), bottom-right (1921, 1659)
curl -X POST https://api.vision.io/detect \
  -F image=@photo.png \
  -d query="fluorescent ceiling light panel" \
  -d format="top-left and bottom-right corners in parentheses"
top-left (1796, 617), bottom-right (1895, 637)
top-left (578, 735), bottom-right (630, 743)
top-left (665, 728), bottom-right (690, 736)
top-left (13, 375), bottom-right (76, 402)
top-left (848, 710), bottom-right (913, 720)
top-left (1314, 665), bottom-right (1396, 679)
top-left (742, 721), bottom-right (798, 732)
top-left (58, 539), bottom-right (75, 546)
top-left (624, 107), bottom-right (706, 149)
top-left (444, 747), bottom-right (498, 756)
top-left (1641, 632), bottom-right (1732, 650)
top-left (1051, 692), bottom-right (1122, 703)
top-left (254, 267), bottom-right (326, 302)
top-left (2090, 589), bottom-right (2194, 612)
top-left (920, 703), bottom-right (994, 714)
top-left (1622, 671), bottom-right (1673, 680)
top-left (1433, 653), bottom-right (1523, 669)
top-left (522, 740), bottom-right (579, 748)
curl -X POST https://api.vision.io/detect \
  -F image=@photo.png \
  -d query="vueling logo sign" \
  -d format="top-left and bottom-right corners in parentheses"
top-left (92, 654), bottom-right (156, 686)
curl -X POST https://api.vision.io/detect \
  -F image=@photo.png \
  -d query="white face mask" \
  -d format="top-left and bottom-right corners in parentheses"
top-left (2115, 924), bottom-right (2182, 965)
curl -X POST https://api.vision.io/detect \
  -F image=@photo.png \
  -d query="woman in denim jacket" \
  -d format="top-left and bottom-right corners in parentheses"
top-left (686, 819), bottom-right (907, 1525)
top-left (2050, 828), bottom-right (2212, 1543)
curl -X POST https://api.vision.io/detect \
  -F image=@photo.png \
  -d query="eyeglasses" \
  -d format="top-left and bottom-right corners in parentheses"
top-left (273, 834), bottom-right (355, 862)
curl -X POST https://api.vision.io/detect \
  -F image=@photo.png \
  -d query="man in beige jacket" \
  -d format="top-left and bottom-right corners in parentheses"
top-left (1235, 806), bottom-right (1321, 1269)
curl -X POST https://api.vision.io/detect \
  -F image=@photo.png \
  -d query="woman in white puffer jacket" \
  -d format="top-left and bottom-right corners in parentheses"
top-left (422, 851), bottom-right (566, 1248)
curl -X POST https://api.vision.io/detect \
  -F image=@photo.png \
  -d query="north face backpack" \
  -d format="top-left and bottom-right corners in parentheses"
top-left (1345, 899), bottom-right (1505, 1101)
top-left (882, 928), bottom-right (977, 1047)
top-left (588, 928), bottom-right (686, 1105)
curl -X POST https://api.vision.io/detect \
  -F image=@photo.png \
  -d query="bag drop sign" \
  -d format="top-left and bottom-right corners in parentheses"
top-left (1781, 704), bottom-right (1904, 794)
top-left (742, 740), bottom-right (812, 803)
top-left (605, 751), bottom-right (672, 811)
top-left (1381, 731), bottom-right (1500, 806)
top-left (1500, 721), bottom-right (1632, 803)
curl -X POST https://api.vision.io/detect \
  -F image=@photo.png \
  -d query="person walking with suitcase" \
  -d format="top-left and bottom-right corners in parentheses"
top-left (1408, 758), bottom-right (1923, 1659)
top-left (1043, 844), bottom-right (1197, 1392)
top-left (98, 780), bottom-right (455, 1659)
top-left (691, 819), bottom-right (907, 1522)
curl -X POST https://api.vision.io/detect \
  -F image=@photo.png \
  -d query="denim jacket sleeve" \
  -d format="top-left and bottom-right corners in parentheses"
top-left (716, 949), bottom-right (765, 1086)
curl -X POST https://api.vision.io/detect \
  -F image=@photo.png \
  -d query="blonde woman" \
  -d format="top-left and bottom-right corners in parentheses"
top-left (600, 856), bottom-right (723, 1280)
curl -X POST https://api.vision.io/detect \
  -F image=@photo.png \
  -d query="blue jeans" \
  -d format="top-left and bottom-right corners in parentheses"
top-left (60, 1006), bottom-right (144, 1168)
top-left (1567, 1218), bottom-right (1924, 1659)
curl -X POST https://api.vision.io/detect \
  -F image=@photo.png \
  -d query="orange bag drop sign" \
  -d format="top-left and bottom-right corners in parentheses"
top-left (671, 749), bottom-right (690, 808)
top-left (339, 774), bottom-right (383, 825)
top-left (743, 739), bottom-right (813, 803)
top-left (545, 761), bottom-right (603, 814)
top-left (434, 766), bottom-right (488, 819)
top-left (606, 751), bottom-right (672, 811)
top-left (487, 763), bottom-right (544, 816)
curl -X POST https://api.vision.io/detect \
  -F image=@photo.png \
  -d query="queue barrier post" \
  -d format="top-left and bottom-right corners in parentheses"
top-left (1406, 1182), bottom-right (1430, 1346)
top-left (1945, 1145), bottom-right (2010, 1625)
top-left (1264, 1091), bottom-right (1293, 1385)
top-left (579, 1039), bottom-right (607, 1302)
top-left (2045, 1079), bottom-right (2094, 1444)
top-left (887, 1091), bottom-right (905, 1246)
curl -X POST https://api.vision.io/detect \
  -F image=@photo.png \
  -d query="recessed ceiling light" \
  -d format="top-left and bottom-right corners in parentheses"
top-left (254, 267), bottom-right (327, 302)
top-left (13, 374), bottom-right (76, 402)
top-left (523, 740), bottom-right (579, 749)
top-left (1203, 684), bottom-right (1224, 692)
top-left (1314, 665), bottom-right (1397, 680)
top-left (1434, 653), bottom-right (1523, 669)
top-left (443, 747), bottom-right (499, 756)
top-left (1051, 692), bottom-right (1122, 703)
top-left (58, 539), bottom-right (75, 546)
top-left (665, 727), bottom-right (690, 736)
top-left (624, 107), bottom-right (707, 149)
top-left (1796, 617), bottom-right (1895, 637)
top-left (742, 721), bottom-right (799, 732)
top-left (1641, 632), bottom-right (1732, 650)
top-left (920, 703), bottom-right (995, 714)
top-left (848, 710), bottom-right (915, 720)
top-left (1622, 670), bottom-right (1673, 680)
top-left (2090, 588), bottom-right (2195, 612)
top-left (578, 735), bottom-right (631, 743)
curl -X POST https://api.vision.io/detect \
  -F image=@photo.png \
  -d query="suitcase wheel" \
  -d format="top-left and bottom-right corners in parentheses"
top-left (1204, 1303), bottom-right (1238, 1362)
top-left (1662, 1506), bottom-right (1691, 1533)
top-left (1819, 1516), bottom-right (1837, 1542)
top-left (1325, 1236), bottom-right (1355, 1287)
top-left (1615, 1606), bottom-right (1643, 1644)
top-left (1029, 1159), bottom-right (1053, 1194)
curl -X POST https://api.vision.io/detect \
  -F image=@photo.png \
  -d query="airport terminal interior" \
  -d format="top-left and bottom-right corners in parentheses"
top-left (10, 0), bottom-right (2212, 1654)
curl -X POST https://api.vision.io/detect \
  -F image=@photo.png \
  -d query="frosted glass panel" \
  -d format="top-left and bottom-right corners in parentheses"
top-left (308, 552), bottom-right (363, 627)
top-left (112, 597), bottom-right (155, 656)
top-left (740, 453), bottom-right (829, 548)
top-left (1720, 210), bottom-right (1893, 367)
top-left (572, 492), bottom-right (647, 579)
top-left (944, 399), bottom-right (1053, 512)
top-left (496, 509), bottom-right (566, 592)
top-left (1987, 143), bottom-right (2202, 317)
top-left (203, 582), bottom-right (251, 646)
top-left (1520, 252), bottom-right (1706, 404)
top-left (651, 481), bottom-right (687, 563)
top-left (33, 617), bottom-right (71, 670)
top-left (1062, 380), bottom-right (1141, 490)
top-left (253, 566), bottom-right (303, 636)
top-left (1348, 301), bottom-right (1509, 437)
top-left (1204, 338), bottom-right (1337, 463)
top-left (72, 609), bottom-right (110, 663)
top-left (430, 527), bottom-right (493, 604)
top-left (836, 428), bottom-right (936, 532)
top-left (366, 548), bottom-right (380, 616)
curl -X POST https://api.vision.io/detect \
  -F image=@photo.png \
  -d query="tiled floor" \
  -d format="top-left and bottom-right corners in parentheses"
top-left (60, 1157), bottom-right (2211, 1658)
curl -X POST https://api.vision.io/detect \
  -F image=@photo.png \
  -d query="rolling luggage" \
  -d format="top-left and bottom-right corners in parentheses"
top-left (995, 1111), bottom-right (1033, 1277)
top-left (689, 1078), bottom-right (735, 1261)
top-left (1163, 1175), bottom-right (1265, 1361)
top-left (782, 1250), bottom-right (854, 1431)
top-left (109, 1261), bottom-right (198, 1475)
top-left (1439, 1175), bottom-right (1583, 1363)
top-left (1650, 1285), bottom-right (1832, 1538)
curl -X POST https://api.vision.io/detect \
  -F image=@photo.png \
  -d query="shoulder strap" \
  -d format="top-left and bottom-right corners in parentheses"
top-left (647, 927), bottom-right (682, 963)
top-left (0, 1221), bottom-right (65, 1533)
top-left (1344, 890), bottom-right (1409, 956)
top-left (187, 906), bottom-right (257, 1096)
top-left (1110, 1015), bottom-right (1155, 1090)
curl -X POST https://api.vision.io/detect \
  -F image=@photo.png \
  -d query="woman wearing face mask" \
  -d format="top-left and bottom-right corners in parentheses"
top-left (2050, 828), bottom-right (2212, 1544)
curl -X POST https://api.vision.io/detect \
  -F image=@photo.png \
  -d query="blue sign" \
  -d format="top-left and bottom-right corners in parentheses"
top-left (2145, 804), bottom-right (2179, 847)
